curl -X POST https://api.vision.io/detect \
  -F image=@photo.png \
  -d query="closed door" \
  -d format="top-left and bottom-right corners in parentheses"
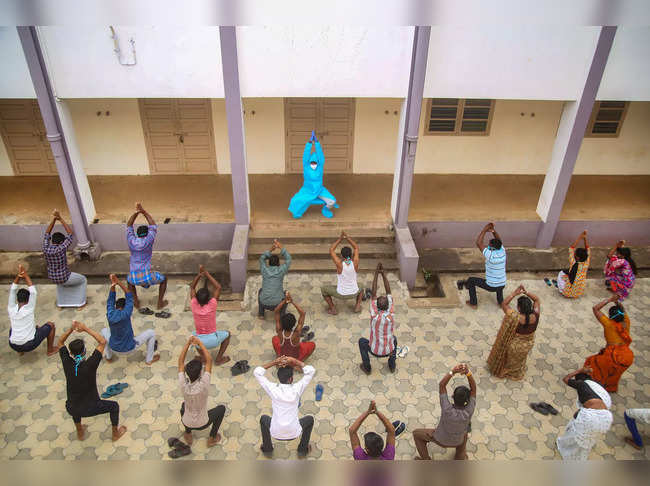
top-left (0, 99), bottom-right (57, 175)
top-left (139, 99), bottom-right (217, 174)
top-left (285, 98), bottom-right (355, 173)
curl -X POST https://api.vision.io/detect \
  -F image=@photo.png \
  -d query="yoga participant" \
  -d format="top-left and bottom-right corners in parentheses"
top-left (321, 231), bottom-right (362, 315)
top-left (604, 240), bottom-right (636, 300)
top-left (359, 263), bottom-right (397, 375)
top-left (350, 401), bottom-right (398, 460)
top-left (487, 284), bottom-right (540, 380)
top-left (556, 230), bottom-right (590, 298)
top-left (413, 364), bottom-right (476, 460)
top-left (556, 367), bottom-right (613, 460)
top-left (584, 295), bottom-right (634, 393)
top-left (189, 265), bottom-right (230, 365)
top-left (258, 239), bottom-right (291, 320)
top-left (272, 292), bottom-right (315, 363)
top-left (126, 202), bottom-right (168, 311)
top-left (8, 264), bottom-right (57, 356)
top-left (457, 223), bottom-right (506, 309)
top-left (624, 408), bottom-right (649, 450)
top-left (43, 209), bottom-right (87, 308)
top-left (101, 274), bottom-right (159, 365)
top-left (58, 320), bottom-right (127, 442)
top-left (178, 335), bottom-right (226, 447)
top-left (288, 132), bottom-right (339, 219)
top-left (255, 355), bottom-right (315, 458)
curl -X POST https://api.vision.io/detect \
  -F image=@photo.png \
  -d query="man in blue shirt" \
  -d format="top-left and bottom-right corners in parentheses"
top-left (101, 274), bottom-right (159, 365)
top-left (457, 223), bottom-right (506, 308)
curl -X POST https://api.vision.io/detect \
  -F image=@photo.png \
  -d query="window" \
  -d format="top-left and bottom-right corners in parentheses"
top-left (425, 98), bottom-right (494, 136)
top-left (585, 101), bottom-right (629, 138)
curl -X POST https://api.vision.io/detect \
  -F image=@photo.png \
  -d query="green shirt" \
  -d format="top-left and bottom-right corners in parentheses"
top-left (259, 248), bottom-right (291, 306)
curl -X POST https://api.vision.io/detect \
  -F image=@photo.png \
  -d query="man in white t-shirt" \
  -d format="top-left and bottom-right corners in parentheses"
top-left (254, 356), bottom-right (315, 458)
top-left (8, 264), bottom-right (57, 356)
top-left (321, 231), bottom-right (363, 315)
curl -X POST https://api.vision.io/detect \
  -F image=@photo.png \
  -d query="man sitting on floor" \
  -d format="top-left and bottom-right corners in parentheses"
top-left (359, 263), bottom-right (397, 375)
top-left (101, 274), bottom-right (159, 365)
top-left (272, 292), bottom-right (315, 364)
top-left (126, 202), bottom-right (168, 312)
top-left (321, 231), bottom-right (363, 315)
top-left (259, 239), bottom-right (291, 320)
top-left (189, 265), bottom-right (230, 365)
top-left (350, 401), bottom-right (403, 460)
top-left (177, 335), bottom-right (226, 448)
top-left (8, 264), bottom-right (57, 356)
top-left (43, 209), bottom-right (87, 308)
top-left (457, 222), bottom-right (506, 309)
top-left (255, 355), bottom-right (315, 458)
top-left (412, 363), bottom-right (477, 460)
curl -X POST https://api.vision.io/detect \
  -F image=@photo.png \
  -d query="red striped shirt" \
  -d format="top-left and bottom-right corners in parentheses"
top-left (369, 295), bottom-right (395, 355)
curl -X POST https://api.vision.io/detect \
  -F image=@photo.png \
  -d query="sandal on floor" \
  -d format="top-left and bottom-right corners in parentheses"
top-left (101, 382), bottom-right (129, 398)
top-left (543, 278), bottom-right (552, 287)
top-left (139, 307), bottom-right (154, 315)
top-left (530, 403), bottom-right (549, 415)
top-left (393, 421), bottom-right (406, 437)
top-left (167, 437), bottom-right (191, 451)
top-left (540, 402), bottom-right (559, 415)
top-left (168, 446), bottom-right (192, 459)
top-left (303, 332), bottom-right (315, 342)
top-left (231, 360), bottom-right (250, 376)
top-left (551, 280), bottom-right (558, 288)
top-left (315, 384), bottom-right (324, 401)
top-left (300, 326), bottom-right (310, 337)
top-left (155, 310), bottom-right (172, 319)
top-left (397, 346), bottom-right (409, 359)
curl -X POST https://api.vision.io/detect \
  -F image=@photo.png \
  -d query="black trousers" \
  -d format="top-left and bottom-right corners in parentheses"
top-left (464, 277), bottom-right (504, 305)
top-left (67, 400), bottom-right (119, 426)
top-left (258, 289), bottom-right (288, 317)
top-left (180, 403), bottom-right (226, 438)
top-left (260, 414), bottom-right (314, 455)
top-left (359, 336), bottom-right (397, 372)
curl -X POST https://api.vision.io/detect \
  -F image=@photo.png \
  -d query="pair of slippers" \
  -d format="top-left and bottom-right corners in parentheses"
top-left (139, 307), bottom-right (172, 318)
top-left (101, 382), bottom-right (129, 398)
top-left (362, 288), bottom-right (372, 301)
top-left (543, 278), bottom-right (558, 288)
top-left (396, 346), bottom-right (409, 359)
top-left (530, 402), bottom-right (559, 416)
top-left (168, 437), bottom-right (191, 459)
top-left (300, 326), bottom-right (315, 342)
top-left (231, 360), bottom-right (250, 376)
top-left (393, 420), bottom-right (406, 437)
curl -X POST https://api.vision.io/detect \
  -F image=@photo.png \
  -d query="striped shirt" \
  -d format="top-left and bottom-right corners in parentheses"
top-left (127, 225), bottom-right (157, 273)
top-left (43, 232), bottom-right (73, 284)
top-left (369, 294), bottom-right (395, 355)
top-left (483, 246), bottom-right (506, 287)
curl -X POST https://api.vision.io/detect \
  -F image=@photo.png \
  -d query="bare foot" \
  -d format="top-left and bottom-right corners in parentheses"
top-left (465, 300), bottom-right (478, 309)
top-left (77, 425), bottom-right (88, 441)
top-left (183, 432), bottom-right (194, 446)
top-left (112, 425), bottom-right (127, 442)
top-left (215, 356), bottom-right (231, 366)
top-left (326, 307), bottom-right (338, 315)
top-left (625, 437), bottom-right (643, 450)
top-left (157, 300), bottom-right (168, 310)
top-left (145, 354), bottom-right (160, 365)
top-left (297, 444), bottom-right (312, 459)
top-left (18, 352), bottom-right (25, 357)
top-left (353, 305), bottom-right (362, 313)
top-left (47, 346), bottom-right (60, 356)
top-left (207, 433), bottom-right (222, 447)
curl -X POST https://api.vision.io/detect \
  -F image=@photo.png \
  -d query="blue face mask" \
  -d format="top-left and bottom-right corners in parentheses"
top-left (344, 257), bottom-right (352, 264)
top-left (611, 310), bottom-right (625, 320)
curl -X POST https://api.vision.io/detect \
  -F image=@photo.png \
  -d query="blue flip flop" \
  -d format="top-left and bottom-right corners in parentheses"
top-left (315, 384), bottom-right (324, 401)
top-left (101, 382), bottom-right (129, 398)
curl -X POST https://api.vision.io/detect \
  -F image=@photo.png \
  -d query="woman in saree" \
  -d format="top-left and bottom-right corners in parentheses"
top-left (487, 284), bottom-right (540, 381)
top-left (556, 367), bottom-right (613, 460)
top-left (604, 240), bottom-right (637, 300)
top-left (584, 294), bottom-right (634, 393)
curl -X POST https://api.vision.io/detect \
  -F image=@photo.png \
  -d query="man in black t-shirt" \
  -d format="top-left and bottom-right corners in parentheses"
top-left (58, 320), bottom-right (127, 441)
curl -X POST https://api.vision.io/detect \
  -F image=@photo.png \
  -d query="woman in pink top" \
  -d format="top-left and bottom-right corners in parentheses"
top-left (189, 265), bottom-right (230, 365)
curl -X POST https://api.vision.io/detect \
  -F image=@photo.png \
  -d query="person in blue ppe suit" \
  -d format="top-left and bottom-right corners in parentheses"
top-left (288, 131), bottom-right (339, 218)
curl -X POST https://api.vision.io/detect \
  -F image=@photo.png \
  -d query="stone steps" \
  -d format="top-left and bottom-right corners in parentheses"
top-left (248, 257), bottom-right (398, 273)
top-left (248, 241), bottom-right (396, 259)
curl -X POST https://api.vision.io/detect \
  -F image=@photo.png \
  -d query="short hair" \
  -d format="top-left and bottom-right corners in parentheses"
top-left (16, 288), bottom-right (30, 304)
top-left (341, 246), bottom-right (352, 259)
top-left (376, 295), bottom-right (389, 311)
top-left (280, 313), bottom-right (297, 332)
top-left (363, 432), bottom-right (384, 457)
top-left (196, 288), bottom-right (210, 306)
top-left (277, 366), bottom-right (294, 384)
top-left (452, 385), bottom-right (471, 407)
top-left (115, 297), bottom-right (126, 309)
top-left (185, 359), bottom-right (202, 383)
top-left (609, 305), bottom-right (625, 323)
top-left (574, 372), bottom-right (592, 382)
top-left (69, 339), bottom-right (85, 357)
top-left (574, 247), bottom-right (588, 262)
top-left (52, 232), bottom-right (65, 244)
top-left (268, 255), bottom-right (280, 266)
top-left (488, 238), bottom-right (502, 250)
top-left (136, 225), bottom-right (149, 237)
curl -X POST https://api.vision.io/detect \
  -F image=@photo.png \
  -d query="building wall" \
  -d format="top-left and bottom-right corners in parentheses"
top-left (0, 135), bottom-right (13, 175)
top-left (353, 98), bottom-right (404, 174)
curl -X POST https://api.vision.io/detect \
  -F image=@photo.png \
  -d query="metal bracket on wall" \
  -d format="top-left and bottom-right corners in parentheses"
top-left (109, 26), bottom-right (137, 66)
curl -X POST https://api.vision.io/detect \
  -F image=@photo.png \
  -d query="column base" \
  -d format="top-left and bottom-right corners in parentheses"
top-left (395, 226), bottom-right (419, 290)
top-left (229, 224), bottom-right (249, 293)
top-left (72, 241), bottom-right (102, 261)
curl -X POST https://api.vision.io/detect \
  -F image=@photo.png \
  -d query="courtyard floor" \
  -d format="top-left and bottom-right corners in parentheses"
top-left (0, 273), bottom-right (648, 460)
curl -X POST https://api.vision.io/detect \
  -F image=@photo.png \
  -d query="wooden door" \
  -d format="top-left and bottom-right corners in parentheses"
top-left (0, 99), bottom-right (57, 175)
top-left (285, 98), bottom-right (355, 173)
top-left (139, 99), bottom-right (217, 174)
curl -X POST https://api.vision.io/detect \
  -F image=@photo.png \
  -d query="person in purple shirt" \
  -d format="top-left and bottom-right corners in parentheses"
top-left (126, 203), bottom-right (168, 312)
top-left (350, 401), bottom-right (399, 460)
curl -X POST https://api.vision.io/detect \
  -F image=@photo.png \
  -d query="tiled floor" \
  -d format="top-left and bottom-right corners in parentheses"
top-left (0, 273), bottom-right (648, 460)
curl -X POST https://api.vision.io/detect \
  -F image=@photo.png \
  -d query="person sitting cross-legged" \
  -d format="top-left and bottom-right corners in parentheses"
top-left (413, 363), bottom-right (477, 460)
top-left (189, 265), bottom-right (230, 365)
top-left (349, 401), bottom-right (401, 460)
top-left (101, 274), bottom-right (159, 365)
top-left (259, 239), bottom-right (291, 320)
top-left (58, 320), bottom-right (127, 442)
top-left (272, 292), bottom-right (315, 364)
top-left (359, 263), bottom-right (397, 375)
top-left (178, 335), bottom-right (226, 447)
top-left (8, 264), bottom-right (58, 356)
top-left (321, 231), bottom-right (363, 315)
top-left (126, 202), bottom-right (167, 311)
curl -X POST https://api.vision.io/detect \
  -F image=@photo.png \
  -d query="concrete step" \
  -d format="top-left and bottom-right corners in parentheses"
top-left (248, 241), bottom-right (396, 259)
top-left (248, 257), bottom-right (399, 273)
top-left (249, 223), bottom-right (394, 243)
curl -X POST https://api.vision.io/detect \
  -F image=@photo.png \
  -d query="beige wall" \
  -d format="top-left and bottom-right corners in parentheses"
top-left (353, 98), bottom-right (403, 173)
top-left (0, 133), bottom-right (13, 175)
top-left (211, 99), bottom-right (230, 174)
top-left (576, 101), bottom-right (650, 174)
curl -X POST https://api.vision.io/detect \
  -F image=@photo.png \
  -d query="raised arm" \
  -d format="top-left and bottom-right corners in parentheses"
top-left (202, 268), bottom-right (222, 301)
top-left (189, 268), bottom-right (202, 299)
top-left (57, 322), bottom-right (76, 348)
top-left (76, 321), bottom-right (106, 354)
top-left (490, 224), bottom-right (502, 243)
top-left (110, 274), bottom-right (128, 295)
top-left (178, 336), bottom-right (193, 372)
top-left (193, 335), bottom-right (212, 374)
top-left (329, 235), bottom-right (343, 271)
top-left (592, 294), bottom-right (618, 320)
top-left (127, 208), bottom-right (139, 228)
top-left (476, 223), bottom-right (491, 251)
top-left (371, 264), bottom-right (380, 299)
top-left (287, 293), bottom-right (306, 332)
top-left (439, 364), bottom-right (465, 394)
top-left (302, 141), bottom-right (313, 168)
top-left (343, 232), bottom-right (360, 270)
top-left (349, 402), bottom-right (374, 451)
top-left (375, 406), bottom-right (396, 447)
top-left (500, 285), bottom-right (524, 313)
top-left (137, 203), bottom-right (156, 226)
top-left (58, 214), bottom-right (74, 236)
top-left (46, 210), bottom-right (59, 234)
top-left (379, 266), bottom-right (391, 295)
top-left (572, 230), bottom-right (588, 249)
top-left (523, 288), bottom-right (541, 314)
top-left (274, 297), bottom-right (288, 336)
top-left (563, 366), bottom-right (592, 385)
top-left (607, 239), bottom-right (625, 259)
top-left (463, 364), bottom-right (477, 397)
